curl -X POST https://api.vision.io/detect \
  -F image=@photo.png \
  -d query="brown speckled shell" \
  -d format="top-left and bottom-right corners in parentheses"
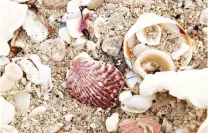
top-left (66, 53), bottom-right (124, 108)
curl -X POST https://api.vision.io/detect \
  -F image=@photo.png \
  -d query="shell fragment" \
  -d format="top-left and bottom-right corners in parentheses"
top-left (105, 113), bottom-right (120, 132)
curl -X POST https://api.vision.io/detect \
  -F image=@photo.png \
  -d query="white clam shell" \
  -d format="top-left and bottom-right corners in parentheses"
top-left (59, 27), bottom-right (72, 44)
top-left (0, 96), bottom-right (15, 125)
top-left (22, 10), bottom-right (48, 43)
top-left (140, 68), bottom-right (208, 109)
top-left (119, 91), bottom-right (132, 102)
top-left (125, 71), bottom-right (142, 89)
top-left (19, 59), bottom-right (41, 85)
top-left (0, 125), bottom-right (18, 133)
top-left (135, 49), bottom-right (176, 78)
top-left (0, 0), bottom-right (28, 56)
top-left (132, 43), bottom-right (150, 57)
top-left (136, 25), bottom-right (162, 46)
top-left (14, 92), bottom-right (30, 111)
top-left (29, 106), bottom-right (47, 117)
top-left (105, 113), bottom-right (120, 132)
top-left (121, 95), bottom-right (152, 113)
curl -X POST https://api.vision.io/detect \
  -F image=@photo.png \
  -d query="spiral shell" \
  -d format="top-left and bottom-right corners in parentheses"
top-left (66, 52), bottom-right (124, 108)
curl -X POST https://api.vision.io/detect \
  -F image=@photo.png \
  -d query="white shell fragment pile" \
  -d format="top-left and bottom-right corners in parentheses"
top-left (0, 0), bottom-right (28, 56)
top-left (140, 68), bottom-right (208, 109)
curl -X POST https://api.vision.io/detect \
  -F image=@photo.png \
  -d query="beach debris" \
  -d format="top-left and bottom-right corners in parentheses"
top-left (119, 91), bottom-right (132, 102)
top-left (29, 106), bottom-right (47, 117)
top-left (0, 96), bottom-right (15, 125)
top-left (22, 10), bottom-right (49, 43)
top-left (102, 36), bottom-right (123, 56)
top-left (152, 95), bottom-right (175, 109)
top-left (105, 0), bottom-right (123, 4)
top-left (47, 123), bottom-right (64, 133)
top-left (42, 0), bottom-right (68, 9)
top-left (0, 0), bottom-right (28, 56)
top-left (87, 0), bottom-right (104, 10)
top-left (125, 71), bottom-right (142, 89)
top-left (135, 0), bottom-right (152, 8)
top-left (0, 56), bottom-right (10, 66)
top-left (0, 125), bottom-right (18, 133)
top-left (59, 27), bottom-right (72, 44)
top-left (105, 113), bottom-right (120, 132)
top-left (86, 41), bottom-right (96, 51)
top-left (66, 52), bottom-right (124, 108)
top-left (65, 114), bottom-right (73, 121)
top-left (119, 118), bottom-right (161, 133)
top-left (200, 8), bottom-right (208, 25)
top-left (121, 95), bottom-right (152, 113)
top-left (140, 68), bottom-right (208, 108)
top-left (135, 49), bottom-right (176, 78)
top-left (11, 0), bottom-right (29, 3)
top-left (40, 38), bottom-right (66, 62)
top-left (132, 43), bottom-right (151, 57)
top-left (19, 59), bottom-right (41, 85)
top-left (0, 62), bottom-right (23, 93)
top-left (124, 13), bottom-right (192, 72)
top-left (94, 17), bottom-right (105, 39)
top-left (197, 116), bottom-right (208, 133)
top-left (14, 92), bottom-right (31, 111)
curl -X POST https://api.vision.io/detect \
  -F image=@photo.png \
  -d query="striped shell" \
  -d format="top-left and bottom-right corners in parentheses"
top-left (66, 52), bottom-right (124, 108)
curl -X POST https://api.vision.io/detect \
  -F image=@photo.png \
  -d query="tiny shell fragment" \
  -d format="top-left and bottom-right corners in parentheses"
top-left (14, 92), bottom-right (31, 111)
top-left (0, 125), bottom-right (18, 133)
top-left (42, 0), bottom-right (68, 9)
top-left (125, 71), bottom-right (142, 89)
top-left (119, 91), bottom-right (132, 102)
top-left (59, 27), bottom-right (72, 44)
top-left (105, 113), bottom-right (120, 132)
top-left (29, 106), bottom-right (47, 117)
top-left (22, 10), bottom-right (49, 43)
top-left (200, 8), bottom-right (208, 25)
top-left (87, 0), bottom-right (104, 10)
top-left (66, 52), bottom-right (124, 108)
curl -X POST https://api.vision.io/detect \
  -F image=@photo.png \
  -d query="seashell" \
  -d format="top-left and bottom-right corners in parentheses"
top-left (0, 125), bottom-right (18, 133)
top-left (125, 71), bottom-right (142, 89)
top-left (0, 96), bottom-right (15, 125)
top-left (105, 0), bottom-right (123, 4)
top-left (0, 0), bottom-right (27, 56)
top-left (40, 38), bottom-right (66, 61)
top-left (66, 52), bottom-right (124, 108)
top-left (200, 8), bottom-right (208, 25)
top-left (0, 62), bottom-right (23, 93)
top-left (121, 95), bottom-right (152, 113)
top-left (93, 17), bottom-right (105, 39)
top-left (119, 118), bottom-right (161, 133)
top-left (124, 13), bottom-right (192, 72)
top-left (59, 27), bottom-right (72, 44)
top-left (82, 8), bottom-right (96, 20)
top-left (87, 0), bottom-right (104, 10)
top-left (136, 25), bottom-right (162, 46)
top-left (22, 10), bottom-right (48, 43)
top-left (105, 113), bottom-right (120, 132)
top-left (19, 59), bottom-right (41, 85)
top-left (66, 1), bottom-right (83, 38)
top-left (65, 114), bottom-right (73, 121)
top-left (135, 49), bottom-right (176, 78)
top-left (86, 41), bottom-right (96, 51)
top-left (202, 27), bottom-right (208, 36)
top-left (74, 37), bottom-right (87, 49)
top-left (140, 68), bottom-right (208, 109)
top-left (14, 92), bottom-right (30, 111)
top-left (132, 43), bottom-right (151, 57)
top-left (119, 91), bottom-right (132, 102)
top-left (42, 0), bottom-right (68, 9)
top-left (29, 106), bottom-right (47, 117)
top-left (0, 56), bottom-right (10, 66)
top-left (47, 123), bottom-right (63, 133)
top-left (197, 117), bottom-right (208, 133)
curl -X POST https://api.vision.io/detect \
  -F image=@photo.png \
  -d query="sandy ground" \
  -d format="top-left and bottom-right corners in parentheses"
top-left (2, 0), bottom-right (208, 132)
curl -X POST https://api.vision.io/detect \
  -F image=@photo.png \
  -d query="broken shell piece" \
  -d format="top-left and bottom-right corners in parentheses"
top-left (86, 41), bottom-right (96, 51)
top-left (87, 0), bottom-right (104, 10)
top-left (19, 59), bottom-right (41, 85)
top-left (0, 56), bottom-right (10, 66)
top-left (0, 0), bottom-right (27, 56)
top-left (40, 38), bottom-right (66, 61)
top-left (47, 123), bottom-right (63, 133)
top-left (59, 27), bottom-right (72, 44)
top-left (105, 113), bottom-right (120, 132)
top-left (136, 25), bottom-right (162, 46)
top-left (125, 71), bottom-right (142, 89)
top-left (94, 17), bottom-right (105, 39)
top-left (132, 43), bottom-right (151, 57)
top-left (0, 62), bottom-right (23, 93)
top-left (74, 37), bottom-right (87, 49)
top-left (140, 68), bottom-right (208, 108)
top-left (66, 52), bottom-right (124, 108)
top-left (29, 106), bottom-right (47, 117)
top-left (0, 96), bottom-right (15, 125)
top-left (22, 10), bottom-right (48, 43)
top-left (200, 8), bottom-right (208, 25)
top-left (82, 8), bottom-right (96, 20)
top-left (197, 117), bottom-right (208, 133)
top-left (0, 125), bottom-right (18, 133)
top-left (14, 92), bottom-right (30, 111)
top-left (124, 13), bottom-right (192, 71)
top-left (65, 114), bottom-right (73, 121)
top-left (135, 49), bottom-right (175, 78)
top-left (121, 95), bottom-right (152, 113)
top-left (119, 91), bottom-right (132, 102)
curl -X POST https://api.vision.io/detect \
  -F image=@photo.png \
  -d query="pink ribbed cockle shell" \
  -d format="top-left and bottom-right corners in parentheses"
top-left (66, 52), bottom-right (124, 108)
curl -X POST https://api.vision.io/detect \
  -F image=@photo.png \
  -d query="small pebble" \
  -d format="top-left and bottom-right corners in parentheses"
top-left (175, 14), bottom-right (181, 19)
top-left (21, 78), bottom-right (27, 85)
top-left (65, 114), bottom-right (73, 121)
